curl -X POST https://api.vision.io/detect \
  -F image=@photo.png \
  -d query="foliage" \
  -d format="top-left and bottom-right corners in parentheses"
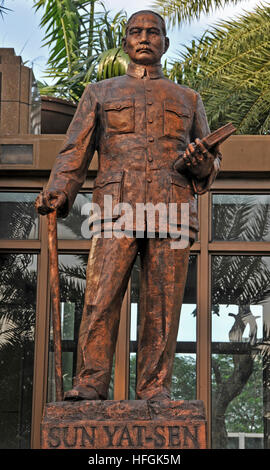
top-left (0, 0), bottom-right (11, 19)
top-left (212, 195), bottom-right (270, 242)
top-left (96, 47), bottom-right (130, 81)
top-left (171, 354), bottom-right (196, 400)
top-left (129, 353), bottom-right (196, 400)
top-left (212, 195), bottom-right (270, 307)
top-left (212, 355), bottom-right (264, 433)
top-left (167, 3), bottom-right (270, 134)
top-left (152, 0), bottom-right (244, 28)
top-left (0, 198), bottom-right (38, 349)
top-left (33, 0), bottom-right (129, 101)
top-left (0, 253), bottom-right (36, 350)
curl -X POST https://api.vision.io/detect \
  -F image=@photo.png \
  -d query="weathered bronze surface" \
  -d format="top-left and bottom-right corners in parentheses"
top-left (47, 211), bottom-right (63, 401)
top-left (41, 399), bottom-right (207, 449)
top-left (36, 10), bottom-right (221, 403)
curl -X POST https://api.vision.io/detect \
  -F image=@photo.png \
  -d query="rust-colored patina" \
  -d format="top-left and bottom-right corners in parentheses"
top-left (41, 399), bottom-right (207, 449)
top-left (47, 211), bottom-right (63, 401)
top-left (36, 10), bottom-right (221, 403)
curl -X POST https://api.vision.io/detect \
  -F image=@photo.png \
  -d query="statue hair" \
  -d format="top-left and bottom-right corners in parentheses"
top-left (125, 10), bottom-right (167, 36)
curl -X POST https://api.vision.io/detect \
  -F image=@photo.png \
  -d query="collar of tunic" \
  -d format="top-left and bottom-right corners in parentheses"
top-left (126, 62), bottom-right (164, 79)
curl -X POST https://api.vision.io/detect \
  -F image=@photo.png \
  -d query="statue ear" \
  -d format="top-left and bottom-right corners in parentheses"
top-left (164, 37), bottom-right (170, 54)
top-left (122, 37), bottom-right (127, 53)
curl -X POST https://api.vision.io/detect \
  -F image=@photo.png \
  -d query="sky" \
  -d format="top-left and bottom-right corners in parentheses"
top-left (0, 0), bottom-right (263, 81)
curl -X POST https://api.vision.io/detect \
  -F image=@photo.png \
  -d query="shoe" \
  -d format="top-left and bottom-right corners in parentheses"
top-left (64, 385), bottom-right (100, 401)
top-left (147, 392), bottom-right (171, 403)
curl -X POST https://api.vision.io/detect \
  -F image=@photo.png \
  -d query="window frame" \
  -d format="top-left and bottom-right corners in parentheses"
top-left (208, 178), bottom-right (270, 448)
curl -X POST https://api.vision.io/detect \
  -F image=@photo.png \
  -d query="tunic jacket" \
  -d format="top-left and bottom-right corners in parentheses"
top-left (46, 62), bottom-right (221, 240)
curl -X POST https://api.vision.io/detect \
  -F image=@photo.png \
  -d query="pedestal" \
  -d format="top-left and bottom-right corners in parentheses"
top-left (41, 399), bottom-right (207, 449)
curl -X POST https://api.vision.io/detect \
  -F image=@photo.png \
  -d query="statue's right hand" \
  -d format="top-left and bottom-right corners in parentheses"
top-left (35, 190), bottom-right (67, 216)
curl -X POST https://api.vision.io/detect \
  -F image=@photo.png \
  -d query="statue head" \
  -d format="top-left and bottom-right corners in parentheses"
top-left (122, 10), bottom-right (169, 66)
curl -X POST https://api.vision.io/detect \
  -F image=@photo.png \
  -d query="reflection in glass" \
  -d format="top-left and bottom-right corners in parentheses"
top-left (0, 144), bottom-right (33, 165)
top-left (227, 433), bottom-right (263, 449)
top-left (0, 253), bottom-right (37, 448)
top-left (0, 192), bottom-right (39, 239)
top-left (129, 353), bottom-right (136, 400)
top-left (129, 255), bottom-right (197, 399)
top-left (47, 253), bottom-right (114, 402)
top-left (212, 194), bottom-right (270, 241)
top-left (177, 256), bottom-right (197, 343)
top-left (172, 353), bottom-right (196, 400)
top-left (57, 193), bottom-right (92, 239)
top-left (211, 255), bottom-right (270, 449)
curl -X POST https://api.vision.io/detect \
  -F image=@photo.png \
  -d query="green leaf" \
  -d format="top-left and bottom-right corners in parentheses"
top-left (170, 3), bottom-right (270, 134)
top-left (34, 1), bottom-right (128, 100)
top-left (152, 0), bottom-right (246, 28)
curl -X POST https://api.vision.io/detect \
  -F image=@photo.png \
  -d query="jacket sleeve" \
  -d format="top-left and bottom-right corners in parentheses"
top-left (190, 92), bottom-right (222, 195)
top-left (45, 84), bottom-right (98, 217)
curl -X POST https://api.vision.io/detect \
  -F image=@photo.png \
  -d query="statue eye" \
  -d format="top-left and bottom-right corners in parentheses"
top-left (130, 28), bottom-right (141, 35)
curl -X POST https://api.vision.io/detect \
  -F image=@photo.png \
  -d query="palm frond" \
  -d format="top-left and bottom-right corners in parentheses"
top-left (96, 48), bottom-right (129, 81)
top-left (170, 4), bottom-right (270, 134)
top-left (35, 1), bottom-right (128, 100)
top-left (0, 0), bottom-right (11, 19)
top-left (152, 0), bottom-right (245, 28)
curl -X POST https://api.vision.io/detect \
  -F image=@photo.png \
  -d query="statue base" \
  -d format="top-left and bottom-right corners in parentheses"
top-left (41, 399), bottom-right (207, 449)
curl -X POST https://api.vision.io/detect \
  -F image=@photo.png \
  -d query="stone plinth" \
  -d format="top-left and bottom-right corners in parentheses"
top-left (41, 399), bottom-right (207, 449)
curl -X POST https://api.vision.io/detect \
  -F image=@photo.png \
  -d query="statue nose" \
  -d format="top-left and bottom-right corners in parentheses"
top-left (140, 31), bottom-right (149, 42)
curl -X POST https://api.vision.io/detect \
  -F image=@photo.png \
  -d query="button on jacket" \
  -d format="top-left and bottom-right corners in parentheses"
top-left (46, 62), bottom-right (221, 240)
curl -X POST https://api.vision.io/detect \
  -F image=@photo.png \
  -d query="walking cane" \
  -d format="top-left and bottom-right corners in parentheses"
top-left (47, 210), bottom-right (64, 402)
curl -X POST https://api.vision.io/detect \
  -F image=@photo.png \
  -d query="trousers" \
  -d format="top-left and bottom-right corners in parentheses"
top-left (74, 234), bottom-right (190, 400)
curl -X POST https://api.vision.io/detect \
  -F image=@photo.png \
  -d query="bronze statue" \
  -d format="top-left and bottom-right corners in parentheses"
top-left (35, 10), bottom-right (221, 402)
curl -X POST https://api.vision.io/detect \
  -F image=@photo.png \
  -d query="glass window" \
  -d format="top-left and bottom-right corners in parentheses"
top-left (0, 253), bottom-right (37, 449)
top-left (174, 255), bottom-right (197, 400)
top-left (47, 253), bottom-right (115, 402)
top-left (0, 144), bottom-right (33, 165)
top-left (47, 253), bottom-right (87, 402)
top-left (212, 194), bottom-right (270, 241)
top-left (57, 193), bottom-right (92, 240)
top-left (129, 256), bottom-right (140, 400)
top-left (211, 255), bottom-right (270, 449)
top-left (0, 192), bottom-right (39, 239)
top-left (129, 254), bottom-right (197, 400)
top-left (172, 353), bottom-right (196, 401)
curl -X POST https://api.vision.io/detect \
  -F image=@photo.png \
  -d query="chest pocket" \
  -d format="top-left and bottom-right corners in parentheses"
top-left (104, 98), bottom-right (135, 135)
top-left (164, 100), bottom-right (190, 139)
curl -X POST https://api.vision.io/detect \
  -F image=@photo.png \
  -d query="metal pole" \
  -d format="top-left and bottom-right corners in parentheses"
top-left (47, 210), bottom-right (63, 401)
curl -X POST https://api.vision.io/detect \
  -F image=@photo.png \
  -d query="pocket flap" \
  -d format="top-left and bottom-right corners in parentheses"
top-left (104, 99), bottom-right (134, 112)
top-left (94, 171), bottom-right (123, 188)
top-left (170, 173), bottom-right (189, 188)
top-left (165, 100), bottom-right (190, 118)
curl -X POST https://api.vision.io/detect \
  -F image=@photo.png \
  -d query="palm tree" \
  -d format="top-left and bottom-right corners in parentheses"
top-left (34, 0), bottom-right (129, 101)
top-left (161, 2), bottom-right (270, 134)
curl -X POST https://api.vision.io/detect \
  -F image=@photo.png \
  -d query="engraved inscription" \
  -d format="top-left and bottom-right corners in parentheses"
top-left (42, 421), bottom-right (204, 449)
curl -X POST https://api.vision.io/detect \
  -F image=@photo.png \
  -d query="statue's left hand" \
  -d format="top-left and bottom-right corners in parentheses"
top-left (183, 139), bottom-right (219, 179)
top-left (35, 190), bottom-right (67, 216)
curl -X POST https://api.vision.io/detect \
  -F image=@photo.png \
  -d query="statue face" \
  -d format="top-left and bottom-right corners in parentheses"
top-left (122, 12), bottom-right (169, 66)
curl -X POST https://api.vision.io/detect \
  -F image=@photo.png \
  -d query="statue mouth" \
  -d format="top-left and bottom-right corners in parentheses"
top-left (136, 48), bottom-right (153, 53)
